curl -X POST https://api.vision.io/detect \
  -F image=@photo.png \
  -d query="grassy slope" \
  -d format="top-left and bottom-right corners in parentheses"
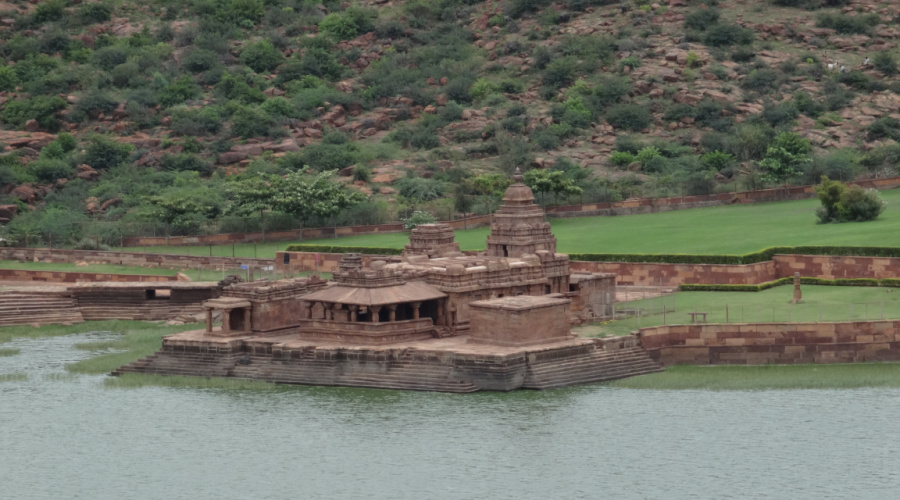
top-left (579, 284), bottom-right (900, 337)
top-left (120, 189), bottom-right (900, 257)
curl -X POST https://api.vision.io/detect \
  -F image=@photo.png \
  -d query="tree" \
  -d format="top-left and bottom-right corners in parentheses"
top-left (523, 169), bottom-right (553, 205)
top-left (547, 170), bottom-right (583, 204)
top-left (225, 174), bottom-right (277, 217)
top-left (470, 173), bottom-right (511, 214)
top-left (814, 175), bottom-right (845, 223)
top-left (273, 171), bottom-right (364, 234)
top-left (815, 176), bottom-right (885, 223)
top-left (759, 132), bottom-right (811, 185)
top-left (143, 186), bottom-right (223, 235)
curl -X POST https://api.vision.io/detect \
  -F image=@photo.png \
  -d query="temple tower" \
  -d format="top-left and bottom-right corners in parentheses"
top-left (485, 168), bottom-right (557, 258)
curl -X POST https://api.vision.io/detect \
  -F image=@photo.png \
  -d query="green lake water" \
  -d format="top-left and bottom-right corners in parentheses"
top-left (2, 332), bottom-right (899, 499)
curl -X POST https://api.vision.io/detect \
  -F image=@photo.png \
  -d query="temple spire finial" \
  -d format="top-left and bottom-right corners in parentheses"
top-left (513, 167), bottom-right (523, 183)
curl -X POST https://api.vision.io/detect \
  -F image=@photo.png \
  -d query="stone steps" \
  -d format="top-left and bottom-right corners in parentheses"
top-left (0, 293), bottom-right (83, 326)
top-left (523, 347), bottom-right (662, 390)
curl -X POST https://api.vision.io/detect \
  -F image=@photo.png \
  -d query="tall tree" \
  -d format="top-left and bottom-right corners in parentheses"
top-left (273, 171), bottom-right (364, 236)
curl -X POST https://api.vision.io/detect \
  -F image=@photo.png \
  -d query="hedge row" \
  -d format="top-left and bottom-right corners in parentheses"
top-left (284, 245), bottom-right (403, 255)
top-left (680, 277), bottom-right (896, 292)
top-left (570, 246), bottom-right (900, 265)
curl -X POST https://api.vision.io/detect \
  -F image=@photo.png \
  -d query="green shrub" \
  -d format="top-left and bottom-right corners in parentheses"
top-left (704, 24), bottom-right (754, 46)
top-left (72, 90), bottom-right (118, 119)
top-left (684, 8), bottom-right (719, 31)
top-left (402, 210), bottom-right (437, 230)
top-left (866, 116), bottom-right (900, 142)
top-left (610, 151), bottom-right (636, 167)
top-left (1, 95), bottom-right (66, 132)
top-left (28, 158), bottom-right (73, 183)
top-left (82, 135), bottom-right (133, 170)
top-left (215, 73), bottom-right (266, 104)
top-left (873, 51), bottom-right (897, 76)
top-left (605, 104), bottom-right (651, 131)
top-left (543, 56), bottom-right (578, 87)
top-left (319, 13), bottom-right (358, 40)
top-left (31, 0), bottom-right (66, 25)
top-left (836, 185), bottom-right (885, 222)
top-left (159, 153), bottom-right (213, 175)
top-left (506, 0), bottom-right (551, 18)
top-left (470, 78), bottom-right (497, 101)
top-left (240, 40), bottom-right (284, 73)
top-left (299, 143), bottom-right (357, 171)
top-left (0, 66), bottom-right (18, 92)
top-left (230, 106), bottom-right (276, 138)
top-left (816, 12), bottom-right (878, 35)
top-left (78, 3), bottom-right (113, 25)
top-left (159, 75), bottom-right (201, 107)
top-left (181, 48), bottom-right (220, 73)
top-left (93, 46), bottom-right (129, 71)
top-left (170, 106), bottom-right (223, 136)
top-left (221, 0), bottom-right (264, 25)
top-left (741, 69), bottom-right (781, 92)
top-left (700, 151), bottom-right (734, 171)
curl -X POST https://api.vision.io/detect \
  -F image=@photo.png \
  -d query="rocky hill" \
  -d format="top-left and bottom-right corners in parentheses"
top-left (0, 0), bottom-right (899, 244)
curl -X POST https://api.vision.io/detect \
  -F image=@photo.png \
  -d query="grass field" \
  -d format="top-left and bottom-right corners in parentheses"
top-left (607, 363), bottom-right (900, 390)
top-left (114, 188), bottom-right (900, 258)
top-left (577, 284), bottom-right (900, 337)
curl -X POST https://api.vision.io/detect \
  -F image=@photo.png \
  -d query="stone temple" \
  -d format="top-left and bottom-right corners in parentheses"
top-left (115, 170), bottom-right (661, 391)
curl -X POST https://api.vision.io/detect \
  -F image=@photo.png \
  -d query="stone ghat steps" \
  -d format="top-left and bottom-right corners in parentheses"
top-left (0, 293), bottom-right (84, 326)
top-left (336, 361), bottom-right (480, 393)
top-left (523, 347), bottom-right (662, 390)
top-left (230, 355), bottom-right (479, 393)
top-left (229, 355), bottom-right (341, 386)
top-left (112, 352), bottom-right (237, 377)
top-left (78, 304), bottom-right (203, 321)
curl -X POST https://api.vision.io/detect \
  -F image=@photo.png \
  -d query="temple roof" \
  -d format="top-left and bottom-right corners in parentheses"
top-left (300, 280), bottom-right (446, 306)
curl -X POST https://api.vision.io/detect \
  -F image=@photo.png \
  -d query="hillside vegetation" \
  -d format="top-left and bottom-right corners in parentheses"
top-left (0, 0), bottom-right (899, 248)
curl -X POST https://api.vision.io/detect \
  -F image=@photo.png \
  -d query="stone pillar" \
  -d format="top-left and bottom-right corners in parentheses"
top-left (370, 306), bottom-right (382, 323)
top-left (437, 301), bottom-right (445, 326)
top-left (388, 304), bottom-right (397, 322)
top-left (792, 272), bottom-right (802, 304)
top-left (349, 305), bottom-right (359, 322)
top-left (243, 307), bottom-right (251, 332)
top-left (222, 309), bottom-right (231, 333)
top-left (302, 301), bottom-right (312, 319)
top-left (411, 302), bottom-right (421, 320)
top-left (324, 303), bottom-right (334, 321)
top-left (205, 309), bottom-right (212, 333)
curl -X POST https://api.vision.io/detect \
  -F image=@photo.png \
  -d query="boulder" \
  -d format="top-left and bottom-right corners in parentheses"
top-left (24, 119), bottom-right (39, 132)
top-left (218, 152), bottom-right (248, 164)
top-left (11, 185), bottom-right (36, 203)
top-left (0, 204), bottom-right (17, 221)
top-left (100, 198), bottom-right (123, 211)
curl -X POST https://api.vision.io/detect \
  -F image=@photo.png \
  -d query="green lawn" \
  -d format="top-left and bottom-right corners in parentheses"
top-left (578, 284), bottom-right (900, 337)
top-left (116, 188), bottom-right (900, 257)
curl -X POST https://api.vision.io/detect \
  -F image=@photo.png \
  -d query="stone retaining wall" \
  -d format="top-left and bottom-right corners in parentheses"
top-left (0, 268), bottom-right (177, 283)
top-left (639, 320), bottom-right (900, 365)
top-left (0, 247), bottom-right (270, 271)
top-left (572, 254), bottom-right (900, 286)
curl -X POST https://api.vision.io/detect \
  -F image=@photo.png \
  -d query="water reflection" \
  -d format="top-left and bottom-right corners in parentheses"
top-left (1, 333), bottom-right (899, 500)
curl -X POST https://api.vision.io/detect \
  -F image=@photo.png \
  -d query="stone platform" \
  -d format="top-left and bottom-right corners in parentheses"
top-left (113, 331), bottom-right (662, 392)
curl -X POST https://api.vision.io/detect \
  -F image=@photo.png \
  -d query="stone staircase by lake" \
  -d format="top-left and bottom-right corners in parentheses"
top-left (0, 291), bottom-right (84, 327)
top-left (522, 343), bottom-right (662, 390)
